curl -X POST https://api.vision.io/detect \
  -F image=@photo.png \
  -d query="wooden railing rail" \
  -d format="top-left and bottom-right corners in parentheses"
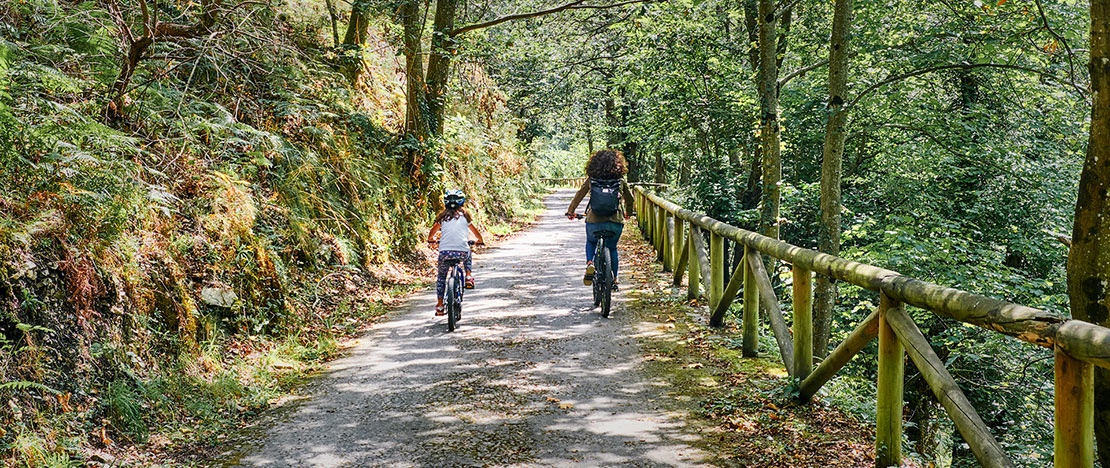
top-left (632, 186), bottom-right (1105, 468)
top-left (539, 177), bottom-right (586, 188)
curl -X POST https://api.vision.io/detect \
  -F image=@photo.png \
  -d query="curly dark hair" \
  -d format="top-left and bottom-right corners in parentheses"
top-left (585, 149), bottom-right (628, 179)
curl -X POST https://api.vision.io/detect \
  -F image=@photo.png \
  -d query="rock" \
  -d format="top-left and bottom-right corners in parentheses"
top-left (87, 449), bottom-right (115, 464)
top-left (201, 287), bottom-right (238, 308)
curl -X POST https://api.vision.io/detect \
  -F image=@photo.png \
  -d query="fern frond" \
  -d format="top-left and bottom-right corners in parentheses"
top-left (0, 380), bottom-right (59, 395)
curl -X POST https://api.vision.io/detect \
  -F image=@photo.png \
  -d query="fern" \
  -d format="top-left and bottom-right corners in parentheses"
top-left (0, 380), bottom-right (59, 395)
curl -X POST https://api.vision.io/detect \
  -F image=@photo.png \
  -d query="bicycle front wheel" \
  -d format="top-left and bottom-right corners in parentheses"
top-left (599, 246), bottom-right (613, 318)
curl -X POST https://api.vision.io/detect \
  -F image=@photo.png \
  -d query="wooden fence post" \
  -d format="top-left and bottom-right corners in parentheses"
top-left (710, 259), bottom-right (746, 327)
top-left (688, 225), bottom-right (701, 300)
top-left (654, 206), bottom-right (665, 261)
top-left (639, 190), bottom-right (648, 232)
top-left (638, 194), bottom-right (648, 239)
top-left (793, 265), bottom-right (813, 381)
top-left (876, 292), bottom-right (905, 468)
top-left (1054, 346), bottom-right (1094, 468)
top-left (710, 232), bottom-right (724, 311)
top-left (663, 214), bottom-right (674, 272)
top-left (742, 245), bottom-right (759, 357)
top-left (673, 217), bottom-right (687, 286)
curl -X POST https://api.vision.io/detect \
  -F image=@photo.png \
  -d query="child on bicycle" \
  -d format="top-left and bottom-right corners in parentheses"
top-left (427, 189), bottom-right (485, 316)
top-left (565, 149), bottom-right (635, 289)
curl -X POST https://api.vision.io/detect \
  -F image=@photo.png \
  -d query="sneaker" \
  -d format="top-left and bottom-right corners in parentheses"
top-left (465, 275), bottom-right (475, 289)
top-left (612, 282), bottom-right (620, 291)
top-left (435, 305), bottom-right (445, 316)
top-left (583, 263), bottom-right (595, 286)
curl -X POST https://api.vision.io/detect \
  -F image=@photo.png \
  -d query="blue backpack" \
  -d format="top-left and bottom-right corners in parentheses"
top-left (588, 178), bottom-right (622, 216)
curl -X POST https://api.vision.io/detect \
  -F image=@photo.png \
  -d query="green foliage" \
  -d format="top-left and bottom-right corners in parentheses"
top-left (104, 379), bottom-right (147, 442)
top-left (0, 0), bottom-right (539, 462)
top-left (487, 0), bottom-right (1087, 463)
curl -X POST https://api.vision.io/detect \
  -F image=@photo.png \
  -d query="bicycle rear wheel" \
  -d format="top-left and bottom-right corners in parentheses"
top-left (592, 250), bottom-right (606, 307)
top-left (446, 266), bottom-right (462, 332)
top-left (599, 246), bottom-right (613, 318)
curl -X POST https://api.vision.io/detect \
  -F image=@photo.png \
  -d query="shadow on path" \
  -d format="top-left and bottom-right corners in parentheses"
top-left (228, 189), bottom-right (708, 467)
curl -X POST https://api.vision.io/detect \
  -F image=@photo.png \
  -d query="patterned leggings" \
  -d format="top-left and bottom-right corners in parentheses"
top-left (436, 250), bottom-right (472, 298)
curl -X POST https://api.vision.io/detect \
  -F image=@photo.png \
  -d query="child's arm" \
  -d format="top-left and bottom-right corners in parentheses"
top-left (468, 224), bottom-right (485, 245)
top-left (427, 223), bottom-right (441, 246)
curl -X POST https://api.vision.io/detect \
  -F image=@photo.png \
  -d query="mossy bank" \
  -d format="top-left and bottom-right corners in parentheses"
top-left (0, 1), bottom-right (542, 464)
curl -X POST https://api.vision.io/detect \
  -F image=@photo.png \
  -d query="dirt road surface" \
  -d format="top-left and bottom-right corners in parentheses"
top-left (232, 189), bottom-right (707, 467)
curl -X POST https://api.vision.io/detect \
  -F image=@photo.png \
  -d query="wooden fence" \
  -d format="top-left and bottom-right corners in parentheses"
top-left (540, 177), bottom-right (586, 188)
top-left (633, 186), bottom-right (1108, 468)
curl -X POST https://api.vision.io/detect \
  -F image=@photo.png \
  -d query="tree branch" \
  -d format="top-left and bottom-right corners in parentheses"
top-left (870, 123), bottom-right (1034, 187)
top-left (778, 58), bottom-right (828, 88)
top-left (1032, 0), bottom-right (1080, 89)
top-left (847, 62), bottom-right (1083, 109)
top-left (451, 0), bottom-right (649, 36)
top-left (774, 0), bottom-right (802, 16)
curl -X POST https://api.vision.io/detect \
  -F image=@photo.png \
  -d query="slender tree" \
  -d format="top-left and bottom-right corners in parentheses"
top-left (1068, 0), bottom-right (1110, 461)
top-left (757, 0), bottom-right (781, 240)
top-left (814, 0), bottom-right (853, 358)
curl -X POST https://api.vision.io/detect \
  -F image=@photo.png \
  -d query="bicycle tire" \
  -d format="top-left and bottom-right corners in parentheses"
top-left (599, 246), bottom-right (613, 318)
top-left (592, 250), bottom-right (606, 307)
top-left (446, 266), bottom-right (461, 332)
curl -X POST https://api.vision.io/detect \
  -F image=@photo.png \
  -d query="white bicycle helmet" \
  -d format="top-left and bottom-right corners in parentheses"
top-left (444, 189), bottom-right (466, 209)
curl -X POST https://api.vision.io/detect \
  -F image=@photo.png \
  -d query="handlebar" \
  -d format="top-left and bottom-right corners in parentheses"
top-left (427, 240), bottom-right (485, 247)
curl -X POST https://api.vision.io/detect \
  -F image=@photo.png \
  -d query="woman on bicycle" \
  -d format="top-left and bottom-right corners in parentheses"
top-left (565, 149), bottom-right (635, 289)
top-left (427, 189), bottom-right (485, 316)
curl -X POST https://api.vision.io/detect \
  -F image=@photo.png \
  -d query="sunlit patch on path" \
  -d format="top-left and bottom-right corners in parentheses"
top-left (229, 189), bottom-right (709, 467)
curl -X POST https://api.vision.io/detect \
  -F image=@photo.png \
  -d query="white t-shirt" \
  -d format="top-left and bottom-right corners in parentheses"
top-left (439, 215), bottom-right (471, 252)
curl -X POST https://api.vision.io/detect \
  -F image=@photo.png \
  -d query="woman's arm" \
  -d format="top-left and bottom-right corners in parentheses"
top-left (566, 177), bottom-right (591, 218)
top-left (621, 180), bottom-right (635, 219)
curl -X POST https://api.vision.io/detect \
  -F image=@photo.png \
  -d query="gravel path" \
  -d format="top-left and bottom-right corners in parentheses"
top-left (233, 189), bottom-right (708, 467)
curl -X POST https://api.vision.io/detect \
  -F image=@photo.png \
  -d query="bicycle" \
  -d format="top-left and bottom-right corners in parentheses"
top-left (573, 214), bottom-right (616, 318)
top-left (432, 240), bottom-right (479, 332)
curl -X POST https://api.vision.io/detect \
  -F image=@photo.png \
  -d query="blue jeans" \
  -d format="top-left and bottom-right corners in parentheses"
top-left (585, 222), bottom-right (624, 278)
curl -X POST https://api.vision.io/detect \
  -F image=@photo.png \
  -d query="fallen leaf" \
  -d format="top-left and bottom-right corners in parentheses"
top-left (57, 392), bottom-right (71, 412)
top-left (558, 403), bottom-right (574, 409)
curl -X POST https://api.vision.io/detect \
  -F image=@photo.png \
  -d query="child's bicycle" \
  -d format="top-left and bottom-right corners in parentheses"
top-left (435, 240), bottom-right (480, 332)
top-left (573, 214), bottom-right (616, 318)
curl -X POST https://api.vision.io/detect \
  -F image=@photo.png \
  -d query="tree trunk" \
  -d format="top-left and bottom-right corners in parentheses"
top-left (757, 0), bottom-right (781, 241)
top-left (741, 0), bottom-right (759, 71)
top-left (425, 0), bottom-right (458, 136)
top-left (1069, 0), bottom-right (1110, 462)
top-left (742, 145), bottom-right (762, 209)
top-left (653, 150), bottom-right (666, 184)
top-left (604, 94), bottom-right (627, 149)
top-left (399, 0), bottom-right (430, 140)
top-left (814, 0), bottom-right (853, 359)
top-left (340, 0), bottom-right (373, 81)
top-left (342, 1), bottom-right (371, 46)
top-left (586, 124), bottom-right (595, 154)
top-left (623, 140), bottom-right (641, 181)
